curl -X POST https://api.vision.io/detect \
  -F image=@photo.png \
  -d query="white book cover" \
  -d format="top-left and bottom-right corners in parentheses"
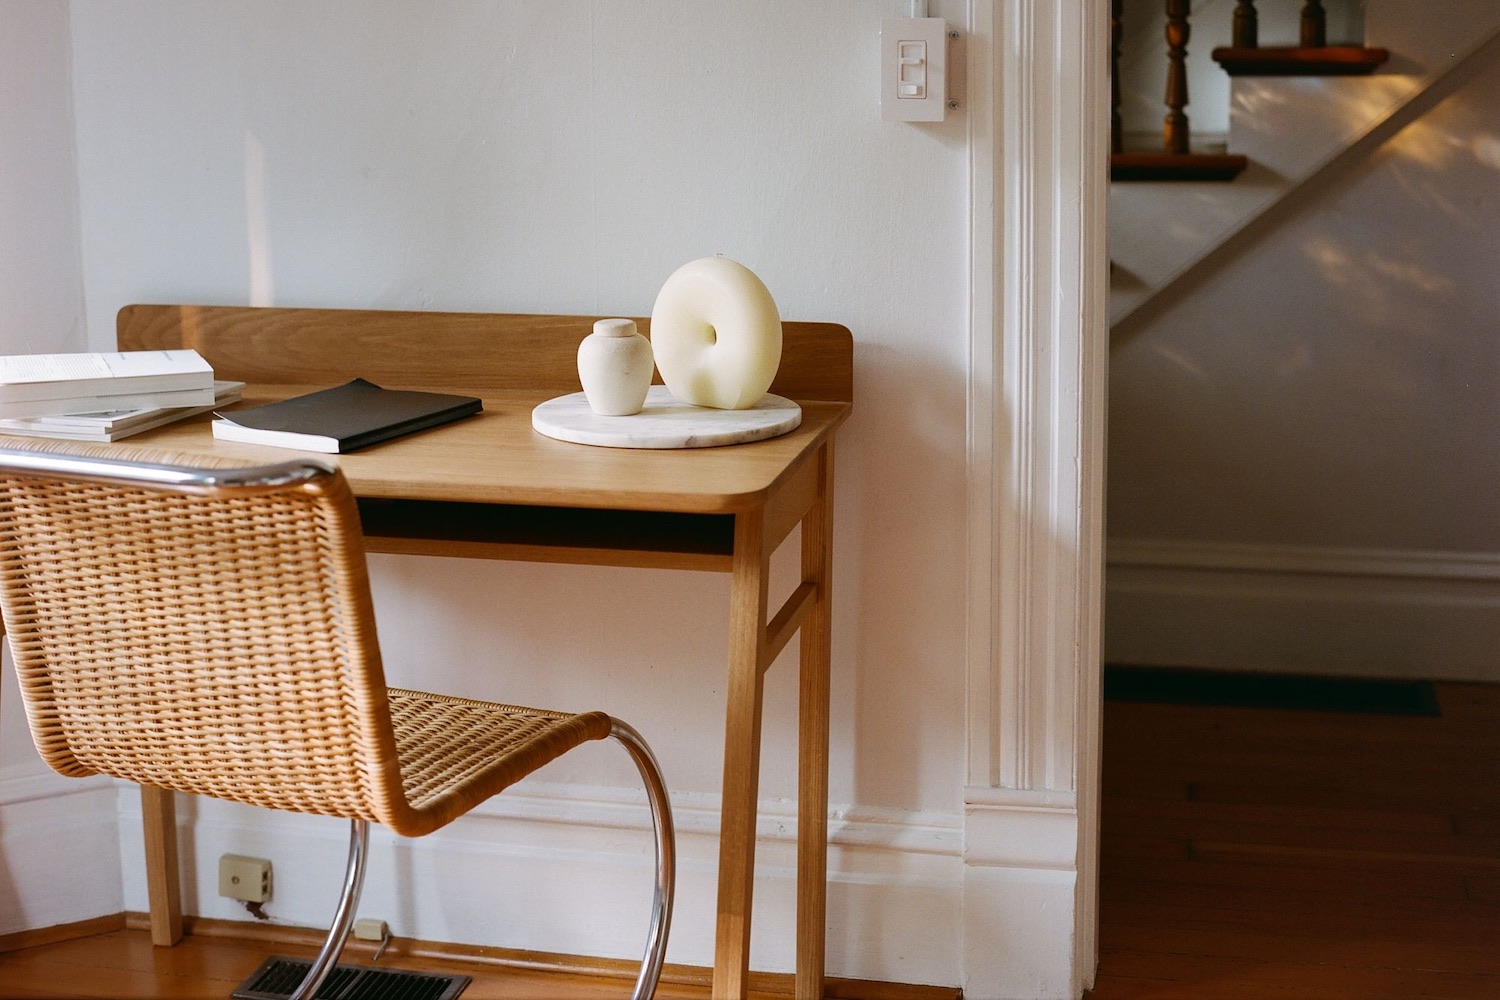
top-left (0, 383), bottom-right (218, 420)
top-left (0, 350), bottom-right (213, 403)
top-left (0, 381), bottom-right (244, 443)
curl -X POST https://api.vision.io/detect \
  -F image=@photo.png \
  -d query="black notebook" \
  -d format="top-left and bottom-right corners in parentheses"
top-left (211, 378), bottom-right (482, 453)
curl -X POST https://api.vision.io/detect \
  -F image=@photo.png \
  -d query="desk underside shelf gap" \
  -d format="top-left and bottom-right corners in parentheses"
top-left (356, 498), bottom-right (736, 571)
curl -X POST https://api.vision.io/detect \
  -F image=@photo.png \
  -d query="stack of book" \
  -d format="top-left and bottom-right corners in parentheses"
top-left (0, 349), bottom-right (232, 443)
top-left (0, 380), bottom-right (244, 442)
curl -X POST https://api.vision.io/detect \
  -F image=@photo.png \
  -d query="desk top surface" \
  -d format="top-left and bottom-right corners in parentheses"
top-left (111, 305), bottom-right (854, 514)
top-left (132, 383), bottom-right (848, 514)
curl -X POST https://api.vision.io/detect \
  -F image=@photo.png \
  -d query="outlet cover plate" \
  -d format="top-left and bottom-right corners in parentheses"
top-left (219, 854), bottom-right (272, 903)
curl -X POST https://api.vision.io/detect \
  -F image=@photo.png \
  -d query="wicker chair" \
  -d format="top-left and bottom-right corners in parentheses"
top-left (0, 443), bottom-right (674, 1000)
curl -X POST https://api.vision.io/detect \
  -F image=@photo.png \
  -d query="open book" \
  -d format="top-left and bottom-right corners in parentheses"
top-left (211, 379), bottom-right (482, 453)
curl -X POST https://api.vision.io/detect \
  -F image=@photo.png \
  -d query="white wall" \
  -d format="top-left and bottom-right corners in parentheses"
top-left (1107, 5), bottom-right (1500, 680)
top-left (0, 0), bottom-right (977, 986)
top-left (0, 0), bottom-right (126, 936)
top-left (0, 2), bottom-right (87, 355)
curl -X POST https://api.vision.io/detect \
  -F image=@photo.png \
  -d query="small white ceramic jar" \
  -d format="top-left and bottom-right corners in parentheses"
top-left (577, 318), bottom-right (654, 416)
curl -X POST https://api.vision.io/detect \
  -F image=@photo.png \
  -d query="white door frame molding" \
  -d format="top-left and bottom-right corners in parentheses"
top-left (963, 1), bottom-right (1109, 996)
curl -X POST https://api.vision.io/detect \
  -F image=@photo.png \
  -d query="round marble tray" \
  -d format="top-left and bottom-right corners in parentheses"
top-left (532, 386), bottom-right (802, 449)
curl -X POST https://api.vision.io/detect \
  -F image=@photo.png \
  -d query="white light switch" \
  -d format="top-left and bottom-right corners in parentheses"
top-left (898, 41), bottom-right (927, 98)
top-left (882, 17), bottom-right (946, 122)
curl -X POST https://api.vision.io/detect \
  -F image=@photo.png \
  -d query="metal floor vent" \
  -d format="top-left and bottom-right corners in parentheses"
top-left (232, 955), bottom-right (470, 1000)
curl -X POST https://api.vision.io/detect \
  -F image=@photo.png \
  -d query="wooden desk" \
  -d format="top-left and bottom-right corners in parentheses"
top-left (114, 305), bottom-right (853, 1000)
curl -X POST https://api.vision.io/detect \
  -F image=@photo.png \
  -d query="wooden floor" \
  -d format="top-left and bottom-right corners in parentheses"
top-left (0, 918), bottom-right (823, 999)
top-left (1, 680), bottom-right (1495, 999)
top-left (0, 924), bottom-right (609, 999)
top-left (1090, 679), bottom-right (1500, 999)
top-left (0, 914), bottom-right (953, 999)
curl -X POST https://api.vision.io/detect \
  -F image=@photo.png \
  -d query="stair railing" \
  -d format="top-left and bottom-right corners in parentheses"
top-left (1230, 0), bottom-right (1326, 49)
top-left (1212, 0), bottom-right (1388, 77)
top-left (1112, 0), bottom-right (1389, 181)
top-left (1112, 0), bottom-right (1247, 180)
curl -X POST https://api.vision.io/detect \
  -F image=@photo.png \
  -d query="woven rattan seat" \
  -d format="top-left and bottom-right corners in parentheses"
top-left (386, 690), bottom-right (613, 831)
top-left (0, 440), bottom-right (674, 1000)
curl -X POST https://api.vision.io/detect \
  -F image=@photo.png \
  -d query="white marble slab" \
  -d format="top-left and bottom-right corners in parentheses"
top-left (531, 386), bottom-right (802, 449)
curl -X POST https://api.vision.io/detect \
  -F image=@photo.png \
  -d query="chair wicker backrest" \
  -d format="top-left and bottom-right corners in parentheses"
top-left (0, 440), bottom-right (409, 826)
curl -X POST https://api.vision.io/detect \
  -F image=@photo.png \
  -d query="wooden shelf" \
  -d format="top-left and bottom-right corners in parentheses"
top-left (1211, 45), bottom-right (1390, 76)
top-left (1110, 152), bottom-right (1249, 182)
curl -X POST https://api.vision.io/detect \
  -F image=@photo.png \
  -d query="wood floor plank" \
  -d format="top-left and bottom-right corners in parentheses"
top-left (1091, 679), bottom-right (1500, 999)
top-left (1103, 863), bottom-right (1493, 913)
top-left (0, 921), bottom-right (953, 999)
top-left (1103, 792), bottom-right (1455, 835)
top-left (1093, 949), bottom-right (1499, 999)
top-left (1100, 907), bottom-right (1500, 962)
top-left (1118, 819), bottom-right (1499, 861)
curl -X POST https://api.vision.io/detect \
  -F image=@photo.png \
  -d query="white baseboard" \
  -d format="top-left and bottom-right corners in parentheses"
top-left (112, 781), bottom-right (964, 986)
top-left (961, 787), bottom-right (1084, 1000)
top-left (1107, 538), bottom-right (1500, 681)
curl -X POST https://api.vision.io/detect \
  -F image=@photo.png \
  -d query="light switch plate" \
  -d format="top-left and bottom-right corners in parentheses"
top-left (881, 17), bottom-right (947, 122)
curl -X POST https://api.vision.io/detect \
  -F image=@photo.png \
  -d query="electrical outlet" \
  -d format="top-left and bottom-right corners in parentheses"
top-left (218, 854), bottom-right (272, 903)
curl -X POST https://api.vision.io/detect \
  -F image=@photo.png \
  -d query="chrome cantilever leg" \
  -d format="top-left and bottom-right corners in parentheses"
top-left (290, 818), bottom-right (369, 1000)
top-left (610, 719), bottom-right (676, 1000)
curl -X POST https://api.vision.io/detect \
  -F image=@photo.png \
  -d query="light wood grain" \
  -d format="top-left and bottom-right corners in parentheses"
top-left (795, 441), bottom-right (835, 1000)
top-left (117, 304), bottom-right (854, 402)
top-left (139, 785), bottom-right (182, 947)
top-left (0, 915), bottom-right (125, 954)
top-left (764, 583), bottom-right (818, 676)
top-left (127, 385), bottom-right (848, 515)
top-left (715, 508), bottom-right (772, 999)
top-left (118, 304), bottom-right (853, 513)
top-left (763, 447), bottom-right (821, 553)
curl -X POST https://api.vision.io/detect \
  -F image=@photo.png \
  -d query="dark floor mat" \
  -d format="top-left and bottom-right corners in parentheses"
top-left (1103, 665), bottom-right (1440, 715)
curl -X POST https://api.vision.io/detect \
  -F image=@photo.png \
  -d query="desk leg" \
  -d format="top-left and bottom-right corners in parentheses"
top-left (795, 441), bottom-right (834, 1000)
top-left (713, 510), bottom-right (769, 999)
top-left (141, 784), bottom-right (183, 946)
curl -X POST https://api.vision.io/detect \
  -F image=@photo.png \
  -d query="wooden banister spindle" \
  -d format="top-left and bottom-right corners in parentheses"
top-left (1112, 0), bottom-right (1247, 180)
top-left (1232, 0), bottom-right (1258, 49)
top-left (1112, 0), bottom-right (1123, 154)
top-left (1301, 0), bottom-right (1326, 47)
top-left (1163, 0), bottom-right (1191, 154)
top-left (1213, 0), bottom-right (1386, 78)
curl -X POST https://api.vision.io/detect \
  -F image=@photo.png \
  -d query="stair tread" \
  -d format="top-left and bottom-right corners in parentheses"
top-left (1211, 46), bottom-right (1391, 77)
top-left (1110, 152), bottom-right (1249, 183)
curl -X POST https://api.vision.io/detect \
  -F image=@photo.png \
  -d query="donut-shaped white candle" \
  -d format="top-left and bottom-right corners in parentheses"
top-left (649, 256), bottom-right (782, 410)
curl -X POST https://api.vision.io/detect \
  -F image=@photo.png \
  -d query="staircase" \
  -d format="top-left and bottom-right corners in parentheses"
top-left (1108, 0), bottom-right (1500, 329)
top-left (1104, 0), bottom-right (1500, 683)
